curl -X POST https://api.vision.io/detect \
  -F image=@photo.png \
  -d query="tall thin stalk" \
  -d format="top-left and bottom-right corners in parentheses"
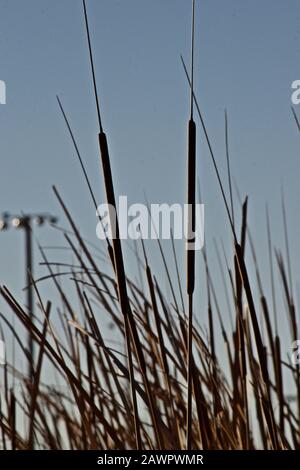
top-left (186, 0), bottom-right (196, 450)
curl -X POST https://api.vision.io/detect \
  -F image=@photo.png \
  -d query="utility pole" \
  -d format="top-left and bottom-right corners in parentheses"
top-left (0, 212), bottom-right (57, 382)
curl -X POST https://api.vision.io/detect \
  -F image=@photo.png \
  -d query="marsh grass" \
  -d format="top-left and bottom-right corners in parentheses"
top-left (1, 0), bottom-right (300, 451)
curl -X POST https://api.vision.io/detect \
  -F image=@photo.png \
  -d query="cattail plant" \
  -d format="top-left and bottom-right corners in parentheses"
top-left (186, 0), bottom-right (196, 451)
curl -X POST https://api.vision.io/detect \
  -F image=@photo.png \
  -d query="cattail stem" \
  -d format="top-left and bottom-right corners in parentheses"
top-left (186, 120), bottom-right (196, 450)
top-left (186, 0), bottom-right (196, 450)
top-left (186, 292), bottom-right (194, 449)
top-left (98, 132), bottom-right (142, 449)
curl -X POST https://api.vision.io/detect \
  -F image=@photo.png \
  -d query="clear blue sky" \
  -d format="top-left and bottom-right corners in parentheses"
top-left (1, 0), bottom-right (300, 359)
